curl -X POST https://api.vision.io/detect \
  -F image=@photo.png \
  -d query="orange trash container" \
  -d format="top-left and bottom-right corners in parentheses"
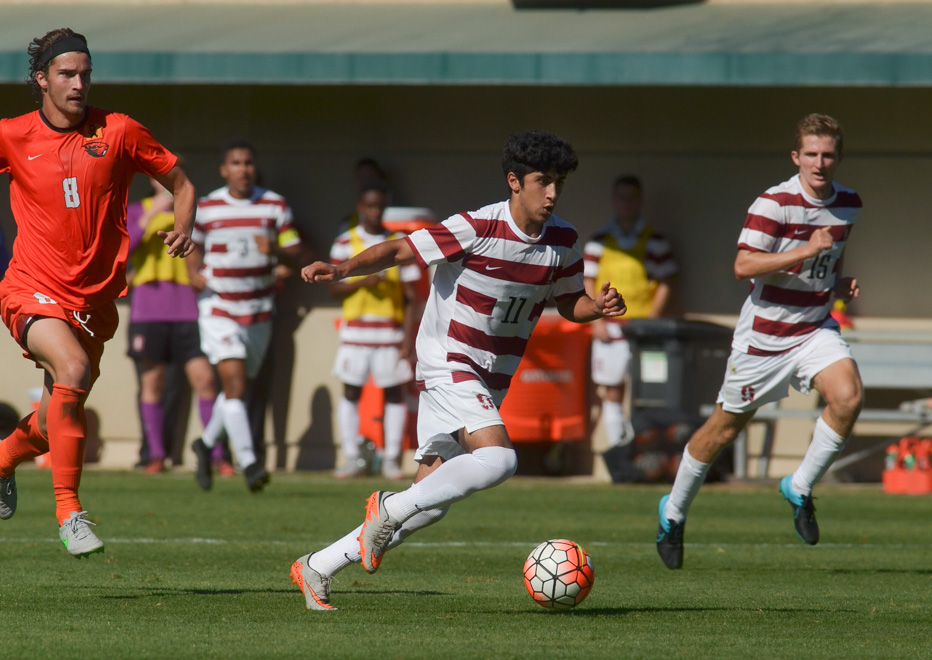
top-left (499, 312), bottom-right (591, 443)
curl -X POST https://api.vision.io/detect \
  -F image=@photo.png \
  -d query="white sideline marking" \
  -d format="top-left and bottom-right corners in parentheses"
top-left (0, 537), bottom-right (927, 550)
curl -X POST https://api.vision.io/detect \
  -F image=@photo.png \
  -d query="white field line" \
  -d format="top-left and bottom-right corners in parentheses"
top-left (0, 537), bottom-right (928, 550)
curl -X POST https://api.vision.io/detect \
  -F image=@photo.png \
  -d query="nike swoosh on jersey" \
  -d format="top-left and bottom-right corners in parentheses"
top-left (27, 154), bottom-right (42, 160)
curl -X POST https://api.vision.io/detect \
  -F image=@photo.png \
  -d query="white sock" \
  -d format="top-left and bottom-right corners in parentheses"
top-left (602, 400), bottom-right (632, 448)
top-left (792, 416), bottom-right (846, 496)
top-left (665, 445), bottom-right (711, 523)
top-left (222, 397), bottom-right (256, 467)
top-left (200, 392), bottom-right (226, 449)
top-left (383, 401), bottom-right (407, 462)
top-left (307, 507), bottom-right (449, 578)
top-left (338, 397), bottom-right (361, 462)
top-left (385, 446), bottom-right (517, 522)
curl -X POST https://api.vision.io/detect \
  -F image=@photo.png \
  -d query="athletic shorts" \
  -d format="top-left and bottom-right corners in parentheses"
top-left (591, 338), bottom-right (632, 387)
top-left (718, 328), bottom-right (855, 414)
top-left (127, 320), bottom-right (204, 363)
top-left (197, 301), bottom-right (271, 379)
top-left (0, 280), bottom-right (118, 385)
top-left (413, 379), bottom-right (504, 464)
top-left (332, 343), bottom-right (413, 388)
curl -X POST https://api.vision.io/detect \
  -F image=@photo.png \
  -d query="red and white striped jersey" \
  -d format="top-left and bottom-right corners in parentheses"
top-left (192, 186), bottom-right (300, 325)
top-left (732, 174), bottom-right (861, 355)
top-left (406, 200), bottom-right (586, 403)
top-left (330, 225), bottom-right (421, 347)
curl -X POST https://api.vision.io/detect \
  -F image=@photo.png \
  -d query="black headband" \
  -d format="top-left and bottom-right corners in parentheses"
top-left (36, 36), bottom-right (90, 71)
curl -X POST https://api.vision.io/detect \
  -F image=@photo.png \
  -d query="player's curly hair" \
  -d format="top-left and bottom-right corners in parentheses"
top-left (794, 114), bottom-right (844, 158)
top-left (25, 28), bottom-right (89, 101)
top-left (501, 130), bottom-right (579, 184)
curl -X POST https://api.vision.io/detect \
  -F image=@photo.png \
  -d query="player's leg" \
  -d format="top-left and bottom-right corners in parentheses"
top-left (332, 344), bottom-right (369, 478)
top-left (780, 336), bottom-right (863, 544)
top-left (25, 317), bottom-right (105, 557)
top-left (381, 385), bottom-right (407, 480)
top-left (0, 410), bottom-right (48, 519)
top-left (291, 456), bottom-right (450, 610)
top-left (336, 383), bottom-right (364, 478)
top-left (592, 337), bottom-right (634, 448)
top-left (216, 357), bottom-right (266, 491)
top-left (138, 358), bottom-right (168, 472)
top-left (374, 345), bottom-right (414, 480)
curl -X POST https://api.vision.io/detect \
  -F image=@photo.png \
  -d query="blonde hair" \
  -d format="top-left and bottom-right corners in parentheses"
top-left (794, 114), bottom-right (844, 157)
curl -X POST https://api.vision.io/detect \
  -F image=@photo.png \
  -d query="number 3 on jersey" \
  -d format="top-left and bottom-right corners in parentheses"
top-left (63, 177), bottom-right (80, 208)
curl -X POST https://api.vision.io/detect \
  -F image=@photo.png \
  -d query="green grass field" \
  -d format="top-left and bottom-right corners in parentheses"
top-left (3, 468), bottom-right (931, 659)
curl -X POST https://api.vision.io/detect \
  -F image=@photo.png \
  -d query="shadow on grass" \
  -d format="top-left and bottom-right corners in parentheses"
top-left (514, 605), bottom-right (857, 617)
top-left (98, 586), bottom-right (448, 599)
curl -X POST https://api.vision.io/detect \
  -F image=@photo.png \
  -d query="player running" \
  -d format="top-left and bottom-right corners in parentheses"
top-left (290, 130), bottom-right (626, 610)
top-left (656, 113), bottom-right (863, 569)
top-left (0, 28), bottom-right (195, 557)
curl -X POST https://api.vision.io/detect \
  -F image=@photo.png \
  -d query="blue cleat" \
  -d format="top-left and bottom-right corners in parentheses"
top-left (656, 494), bottom-right (685, 570)
top-left (780, 475), bottom-right (819, 545)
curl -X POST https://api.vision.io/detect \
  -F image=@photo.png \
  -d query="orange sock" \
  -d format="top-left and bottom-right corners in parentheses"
top-left (0, 411), bottom-right (49, 478)
top-left (47, 384), bottom-right (88, 525)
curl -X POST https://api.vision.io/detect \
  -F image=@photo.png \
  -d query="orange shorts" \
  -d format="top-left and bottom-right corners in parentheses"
top-left (0, 280), bottom-right (119, 385)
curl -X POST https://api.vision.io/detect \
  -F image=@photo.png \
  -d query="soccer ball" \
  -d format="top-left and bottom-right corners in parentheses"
top-left (523, 539), bottom-right (594, 609)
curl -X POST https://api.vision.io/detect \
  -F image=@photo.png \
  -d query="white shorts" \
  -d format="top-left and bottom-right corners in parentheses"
top-left (718, 328), bottom-right (855, 413)
top-left (332, 344), bottom-right (413, 388)
top-left (413, 380), bottom-right (504, 463)
top-left (198, 304), bottom-right (272, 379)
top-left (591, 338), bottom-right (632, 387)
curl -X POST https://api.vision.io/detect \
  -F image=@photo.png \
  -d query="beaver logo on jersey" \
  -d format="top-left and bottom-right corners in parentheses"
top-left (83, 141), bottom-right (110, 158)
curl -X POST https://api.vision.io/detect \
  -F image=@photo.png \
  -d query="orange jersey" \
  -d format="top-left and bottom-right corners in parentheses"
top-left (0, 107), bottom-right (177, 310)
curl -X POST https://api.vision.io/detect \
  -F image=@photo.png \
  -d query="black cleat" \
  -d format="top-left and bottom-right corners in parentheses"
top-left (191, 438), bottom-right (213, 491)
top-left (780, 476), bottom-right (819, 545)
top-left (656, 494), bottom-right (685, 569)
top-left (244, 462), bottom-right (270, 493)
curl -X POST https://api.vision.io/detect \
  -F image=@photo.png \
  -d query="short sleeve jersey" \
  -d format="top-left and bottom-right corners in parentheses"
top-left (0, 107), bottom-right (177, 310)
top-left (405, 200), bottom-right (585, 403)
top-left (192, 185), bottom-right (300, 325)
top-left (330, 225), bottom-right (421, 347)
top-left (732, 174), bottom-right (861, 355)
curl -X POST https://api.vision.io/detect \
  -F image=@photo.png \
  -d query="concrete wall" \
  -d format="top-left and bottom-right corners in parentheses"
top-left (1, 83), bottom-right (931, 475)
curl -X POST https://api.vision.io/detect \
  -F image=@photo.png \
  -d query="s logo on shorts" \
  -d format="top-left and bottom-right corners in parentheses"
top-left (476, 394), bottom-right (496, 411)
top-left (33, 292), bottom-right (57, 305)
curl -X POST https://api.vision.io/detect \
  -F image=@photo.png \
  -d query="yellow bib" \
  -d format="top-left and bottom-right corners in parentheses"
top-left (595, 225), bottom-right (658, 319)
top-left (130, 197), bottom-right (191, 287)
top-left (341, 228), bottom-right (404, 323)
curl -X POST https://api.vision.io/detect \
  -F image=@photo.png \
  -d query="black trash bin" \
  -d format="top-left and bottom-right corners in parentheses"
top-left (602, 318), bottom-right (733, 483)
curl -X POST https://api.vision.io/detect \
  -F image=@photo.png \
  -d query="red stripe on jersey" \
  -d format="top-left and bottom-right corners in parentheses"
top-left (559, 257), bottom-right (583, 280)
top-left (543, 224), bottom-right (581, 249)
top-left (201, 218), bottom-right (275, 232)
top-left (527, 299), bottom-right (546, 322)
top-left (759, 285), bottom-right (830, 308)
top-left (196, 199), bottom-right (228, 208)
top-left (456, 285), bottom-right (498, 316)
top-left (431, 222), bottom-right (467, 262)
top-left (258, 198), bottom-right (288, 209)
top-left (752, 315), bottom-right (827, 338)
top-left (345, 319), bottom-right (401, 329)
top-left (210, 308), bottom-right (273, 324)
top-left (744, 213), bottom-right (781, 236)
top-left (463, 253), bottom-right (554, 285)
top-left (212, 266), bottom-right (271, 277)
top-left (446, 354), bottom-right (513, 391)
top-left (448, 319), bottom-right (528, 358)
top-left (405, 235), bottom-right (428, 269)
top-left (216, 286), bottom-right (275, 301)
top-left (747, 344), bottom-right (795, 357)
top-left (208, 244), bottom-right (228, 253)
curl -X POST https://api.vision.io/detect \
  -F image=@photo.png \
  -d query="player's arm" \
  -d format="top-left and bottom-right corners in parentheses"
top-left (302, 237), bottom-right (415, 283)
top-left (400, 280), bottom-right (421, 360)
top-left (154, 165), bottom-right (196, 258)
top-left (186, 244), bottom-right (207, 292)
top-left (557, 281), bottom-right (626, 324)
top-left (734, 227), bottom-right (833, 280)
top-left (831, 258), bottom-right (859, 301)
top-left (649, 280), bottom-right (673, 318)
